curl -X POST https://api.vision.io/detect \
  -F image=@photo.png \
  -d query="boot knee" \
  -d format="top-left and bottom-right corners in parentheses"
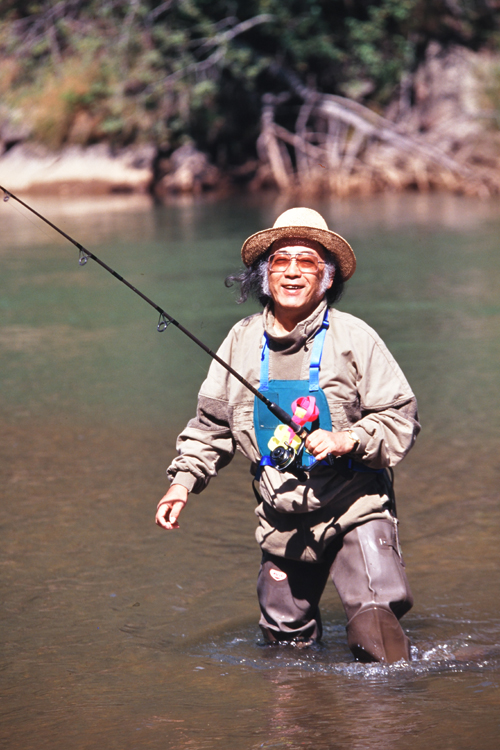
top-left (257, 559), bottom-right (323, 643)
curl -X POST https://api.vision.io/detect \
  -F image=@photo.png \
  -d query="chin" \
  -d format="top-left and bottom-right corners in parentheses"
top-left (282, 295), bottom-right (318, 309)
top-left (280, 293), bottom-right (309, 306)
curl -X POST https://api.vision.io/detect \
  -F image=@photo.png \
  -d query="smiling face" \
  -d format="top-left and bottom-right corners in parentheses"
top-left (267, 238), bottom-right (334, 330)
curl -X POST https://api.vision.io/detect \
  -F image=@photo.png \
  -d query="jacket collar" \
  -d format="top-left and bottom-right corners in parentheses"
top-left (263, 298), bottom-right (328, 352)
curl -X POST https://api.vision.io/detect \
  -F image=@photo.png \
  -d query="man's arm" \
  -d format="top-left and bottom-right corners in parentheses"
top-left (331, 314), bottom-right (420, 469)
top-left (156, 327), bottom-right (241, 530)
top-left (351, 328), bottom-right (420, 468)
top-left (351, 398), bottom-right (420, 468)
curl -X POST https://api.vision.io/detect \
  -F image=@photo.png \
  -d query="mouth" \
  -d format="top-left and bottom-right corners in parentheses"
top-left (282, 284), bottom-right (305, 292)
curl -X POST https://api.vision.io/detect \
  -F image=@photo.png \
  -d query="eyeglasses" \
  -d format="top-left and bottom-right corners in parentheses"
top-left (268, 251), bottom-right (325, 274)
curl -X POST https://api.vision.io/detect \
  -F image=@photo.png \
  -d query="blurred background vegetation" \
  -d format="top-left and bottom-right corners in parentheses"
top-left (1, 0), bottom-right (499, 168)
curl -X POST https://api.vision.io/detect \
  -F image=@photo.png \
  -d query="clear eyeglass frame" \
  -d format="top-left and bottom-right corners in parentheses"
top-left (268, 251), bottom-right (326, 274)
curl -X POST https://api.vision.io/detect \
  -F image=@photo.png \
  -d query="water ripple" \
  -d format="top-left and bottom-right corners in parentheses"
top-left (195, 621), bottom-right (500, 680)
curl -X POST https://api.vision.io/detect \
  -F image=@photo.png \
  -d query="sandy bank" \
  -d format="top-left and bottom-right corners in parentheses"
top-left (0, 144), bottom-right (155, 195)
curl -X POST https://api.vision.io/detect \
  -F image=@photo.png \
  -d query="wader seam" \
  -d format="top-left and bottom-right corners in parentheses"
top-left (358, 526), bottom-right (376, 600)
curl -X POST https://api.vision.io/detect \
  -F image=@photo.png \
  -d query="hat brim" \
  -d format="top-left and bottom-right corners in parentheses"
top-left (241, 225), bottom-right (356, 280)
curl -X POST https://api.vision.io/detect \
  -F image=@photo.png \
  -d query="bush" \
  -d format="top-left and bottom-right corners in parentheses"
top-left (0, 1), bottom-right (499, 158)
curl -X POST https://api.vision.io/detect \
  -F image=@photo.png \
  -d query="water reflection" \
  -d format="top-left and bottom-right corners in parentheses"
top-left (256, 668), bottom-right (424, 750)
top-left (1, 191), bottom-right (500, 750)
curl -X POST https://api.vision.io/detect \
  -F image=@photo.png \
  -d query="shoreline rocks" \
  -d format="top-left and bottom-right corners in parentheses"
top-left (0, 141), bottom-right (232, 198)
top-left (153, 143), bottom-right (222, 197)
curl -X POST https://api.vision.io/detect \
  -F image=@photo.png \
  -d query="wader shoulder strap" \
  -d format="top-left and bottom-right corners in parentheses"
top-left (309, 309), bottom-right (329, 391)
top-left (259, 335), bottom-right (271, 392)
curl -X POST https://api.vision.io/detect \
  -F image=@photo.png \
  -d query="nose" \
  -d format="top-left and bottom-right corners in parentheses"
top-left (284, 257), bottom-right (302, 276)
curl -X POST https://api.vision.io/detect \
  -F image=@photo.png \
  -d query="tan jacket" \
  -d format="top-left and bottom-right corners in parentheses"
top-left (167, 300), bottom-right (420, 561)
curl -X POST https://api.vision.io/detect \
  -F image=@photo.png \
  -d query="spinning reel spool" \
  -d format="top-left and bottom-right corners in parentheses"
top-left (270, 443), bottom-right (303, 471)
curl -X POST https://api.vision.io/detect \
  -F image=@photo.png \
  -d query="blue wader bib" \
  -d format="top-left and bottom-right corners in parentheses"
top-left (253, 309), bottom-right (385, 478)
top-left (254, 309), bottom-right (331, 471)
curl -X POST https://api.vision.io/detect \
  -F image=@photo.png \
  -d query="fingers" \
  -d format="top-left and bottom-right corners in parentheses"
top-left (311, 445), bottom-right (330, 461)
top-left (305, 429), bottom-right (354, 459)
top-left (155, 504), bottom-right (170, 529)
top-left (309, 443), bottom-right (331, 461)
top-left (155, 500), bottom-right (185, 530)
top-left (155, 505), bottom-right (178, 530)
top-left (167, 500), bottom-right (184, 529)
top-left (305, 430), bottom-right (333, 457)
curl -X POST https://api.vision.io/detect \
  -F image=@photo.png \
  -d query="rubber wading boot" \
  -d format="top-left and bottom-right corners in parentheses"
top-left (346, 605), bottom-right (411, 663)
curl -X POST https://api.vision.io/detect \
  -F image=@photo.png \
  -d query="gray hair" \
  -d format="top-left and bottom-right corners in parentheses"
top-left (225, 254), bottom-right (344, 306)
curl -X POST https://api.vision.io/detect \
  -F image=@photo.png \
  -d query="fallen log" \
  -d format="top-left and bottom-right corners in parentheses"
top-left (257, 63), bottom-right (499, 197)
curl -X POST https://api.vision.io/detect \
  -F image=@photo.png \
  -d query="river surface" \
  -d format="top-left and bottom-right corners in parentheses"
top-left (1, 191), bottom-right (499, 749)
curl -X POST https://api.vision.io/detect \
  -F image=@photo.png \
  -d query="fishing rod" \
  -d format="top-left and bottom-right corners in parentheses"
top-left (0, 185), bottom-right (308, 447)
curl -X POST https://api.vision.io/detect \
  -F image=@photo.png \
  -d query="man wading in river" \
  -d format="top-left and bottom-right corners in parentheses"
top-left (155, 208), bottom-right (420, 663)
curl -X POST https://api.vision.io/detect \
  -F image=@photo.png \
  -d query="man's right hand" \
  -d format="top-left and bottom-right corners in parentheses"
top-left (155, 485), bottom-right (189, 530)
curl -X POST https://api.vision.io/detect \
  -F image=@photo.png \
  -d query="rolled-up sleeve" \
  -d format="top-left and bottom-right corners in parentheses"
top-left (166, 333), bottom-right (237, 494)
top-left (167, 394), bottom-right (236, 494)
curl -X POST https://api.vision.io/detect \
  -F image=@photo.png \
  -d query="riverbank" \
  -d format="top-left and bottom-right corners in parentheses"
top-left (2, 4), bottom-right (500, 200)
top-left (2, 42), bottom-right (500, 200)
top-left (0, 140), bottom-right (232, 197)
top-left (0, 143), bottom-right (155, 196)
top-left (2, 43), bottom-right (500, 200)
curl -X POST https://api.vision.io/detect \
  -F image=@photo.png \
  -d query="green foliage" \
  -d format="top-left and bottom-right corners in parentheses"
top-left (0, 0), bottom-right (499, 158)
top-left (343, 0), bottom-right (416, 101)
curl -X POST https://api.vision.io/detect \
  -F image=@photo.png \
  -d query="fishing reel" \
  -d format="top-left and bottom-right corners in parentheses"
top-left (268, 423), bottom-right (304, 472)
top-left (266, 421), bottom-right (311, 480)
top-left (269, 442), bottom-right (308, 481)
top-left (270, 443), bottom-right (301, 471)
top-left (265, 396), bottom-right (319, 477)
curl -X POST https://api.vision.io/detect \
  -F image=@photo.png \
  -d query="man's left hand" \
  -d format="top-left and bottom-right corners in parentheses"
top-left (305, 429), bottom-right (357, 462)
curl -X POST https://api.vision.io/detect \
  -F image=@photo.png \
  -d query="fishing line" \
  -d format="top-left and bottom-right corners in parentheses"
top-left (0, 185), bottom-right (306, 440)
top-left (3, 192), bottom-right (61, 246)
top-left (2, 191), bottom-right (115, 346)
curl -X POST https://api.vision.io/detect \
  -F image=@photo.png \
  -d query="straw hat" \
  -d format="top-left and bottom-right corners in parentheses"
top-left (241, 207), bottom-right (356, 280)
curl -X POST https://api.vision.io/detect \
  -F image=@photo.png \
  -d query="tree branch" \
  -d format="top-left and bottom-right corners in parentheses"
top-left (161, 14), bottom-right (274, 86)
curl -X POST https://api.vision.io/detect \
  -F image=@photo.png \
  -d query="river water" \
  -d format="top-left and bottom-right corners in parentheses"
top-left (1, 191), bottom-right (499, 749)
